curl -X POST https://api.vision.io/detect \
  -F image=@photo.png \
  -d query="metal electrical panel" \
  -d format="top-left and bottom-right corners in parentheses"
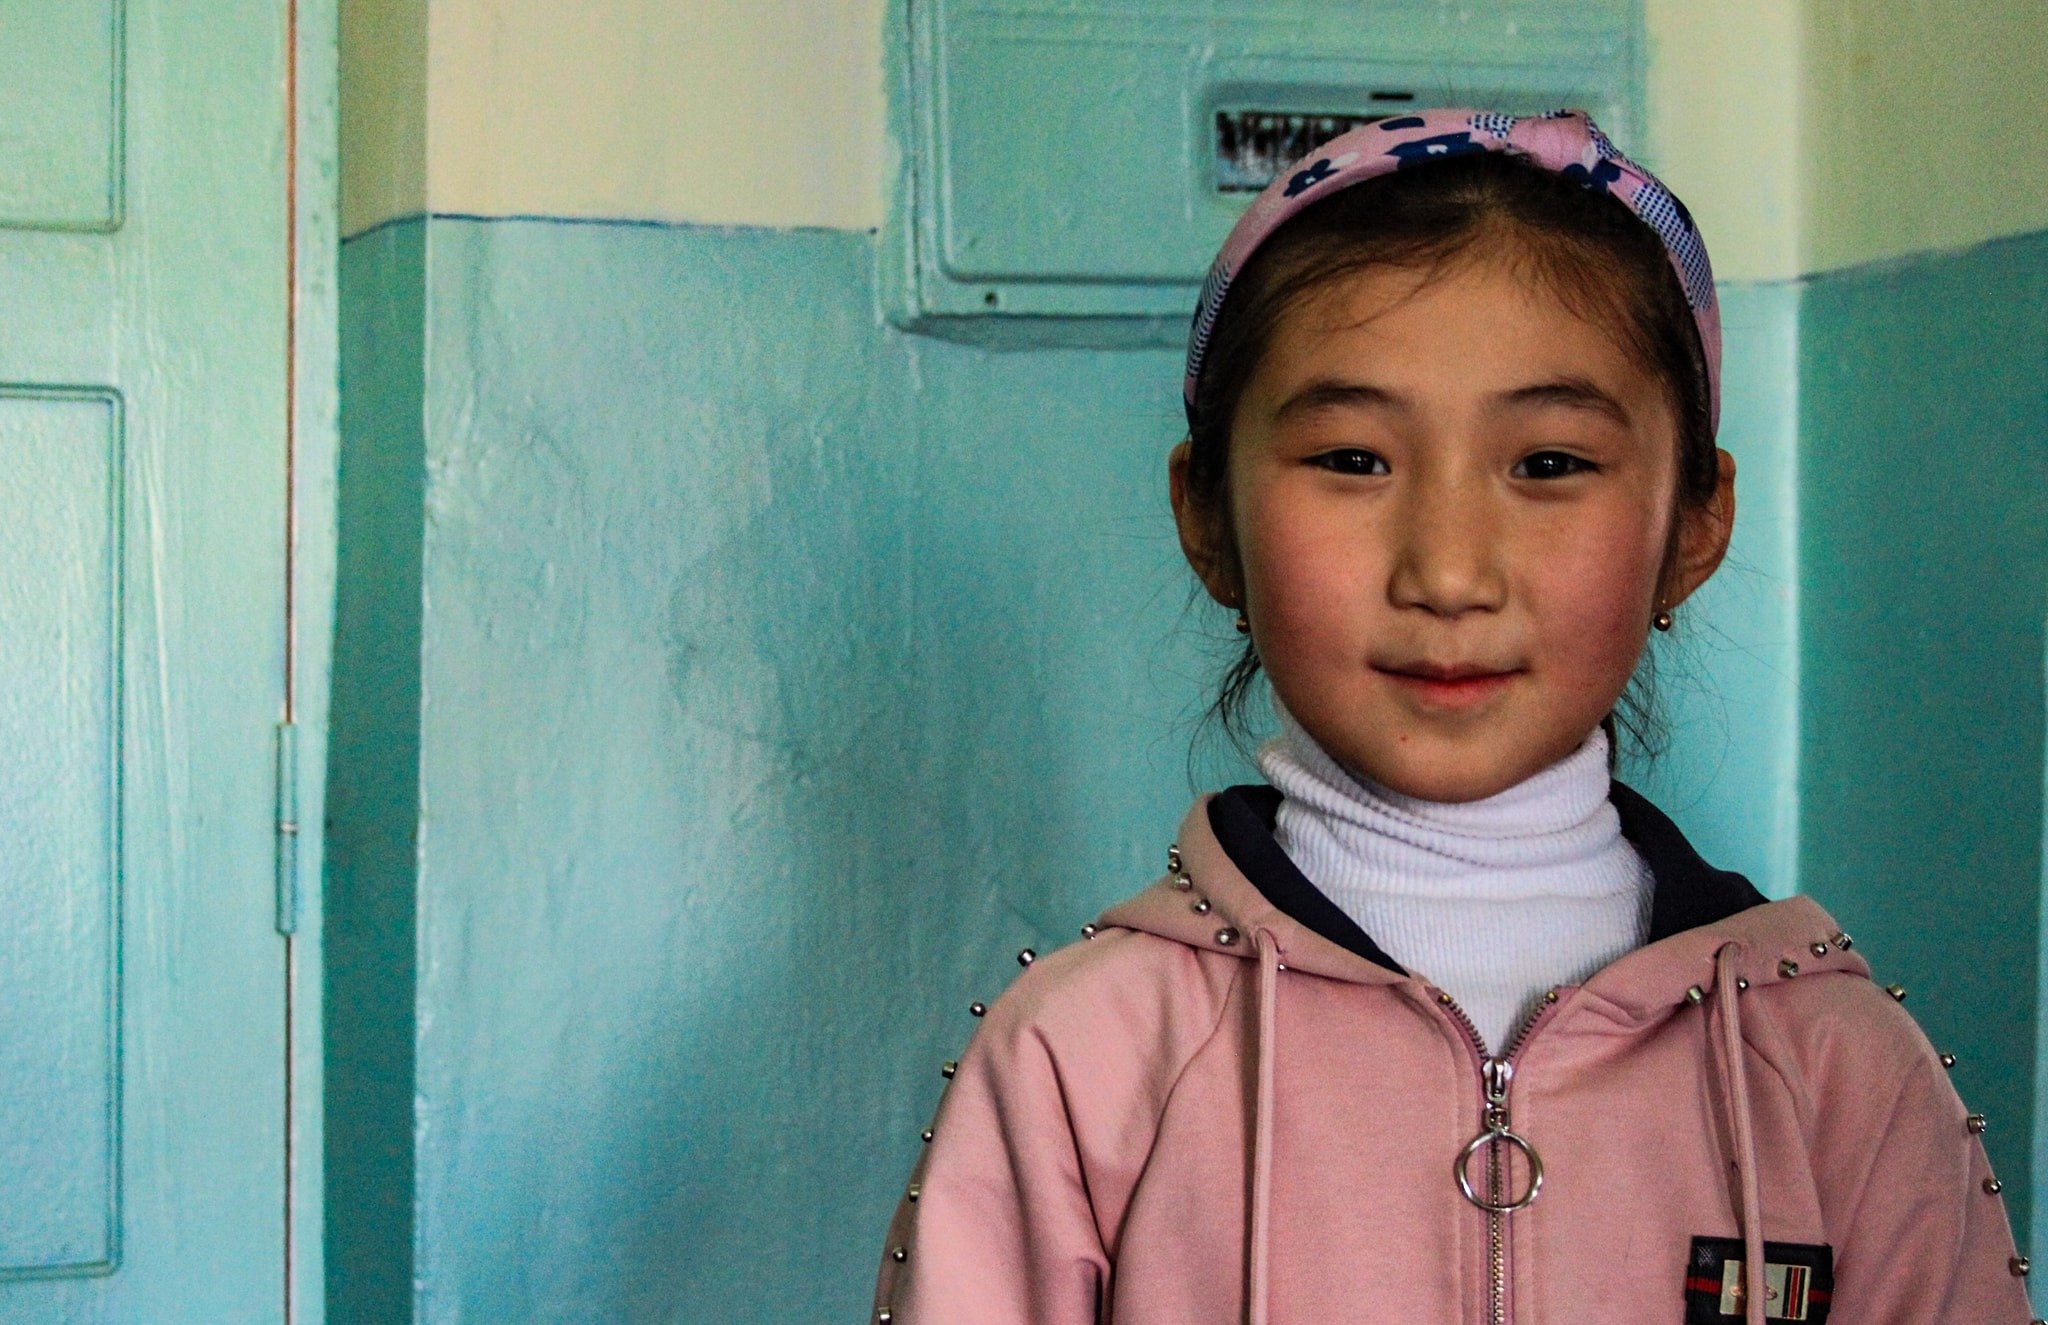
top-left (887, 0), bottom-right (1644, 342)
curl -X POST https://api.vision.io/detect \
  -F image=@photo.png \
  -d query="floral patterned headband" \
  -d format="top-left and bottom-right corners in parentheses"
top-left (1184, 108), bottom-right (1720, 433)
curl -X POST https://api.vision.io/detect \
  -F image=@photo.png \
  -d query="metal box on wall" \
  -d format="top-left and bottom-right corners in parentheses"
top-left (886, 0), bottom-right (1645, 343)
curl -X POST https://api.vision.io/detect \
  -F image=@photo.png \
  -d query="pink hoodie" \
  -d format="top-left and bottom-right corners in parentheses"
top-left (873, 786), bottom-right (2035, 1323)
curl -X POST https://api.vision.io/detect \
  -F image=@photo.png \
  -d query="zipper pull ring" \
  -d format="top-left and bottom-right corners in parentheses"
top-left (1456, 1057), bottom-right (1545, 1212)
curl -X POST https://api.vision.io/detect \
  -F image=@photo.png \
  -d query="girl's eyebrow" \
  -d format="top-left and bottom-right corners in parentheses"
top-left (1497, 378), bottom-right (1633, 424)
top-left (1270, 379), bottom-right (1404, 421)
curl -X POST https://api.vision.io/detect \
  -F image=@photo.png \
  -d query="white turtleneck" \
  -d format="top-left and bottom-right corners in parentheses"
top-left (1259, 706), bottom-right (1654, 1054)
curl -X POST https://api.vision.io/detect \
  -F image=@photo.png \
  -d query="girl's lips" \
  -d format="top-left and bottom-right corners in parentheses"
top-left (1375, 665), bottom-right (1522, 709)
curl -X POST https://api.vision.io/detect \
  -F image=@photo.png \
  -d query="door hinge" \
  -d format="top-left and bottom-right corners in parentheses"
top-left (275, 720), bottom-right (300, 935)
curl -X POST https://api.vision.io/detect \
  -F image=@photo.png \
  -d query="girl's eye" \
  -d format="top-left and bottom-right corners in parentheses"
top-left (1513, 450), bottom-right (1598, 480)
top-left (1310, 448), bottom-right (1389, 476)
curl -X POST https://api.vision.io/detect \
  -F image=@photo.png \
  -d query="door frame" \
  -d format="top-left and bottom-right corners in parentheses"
top-left (287, 1), bottom-right (339, 1320)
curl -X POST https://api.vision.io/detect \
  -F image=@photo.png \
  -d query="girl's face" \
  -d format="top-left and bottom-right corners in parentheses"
top-left (1173, 252), bottom-right (1734, 802)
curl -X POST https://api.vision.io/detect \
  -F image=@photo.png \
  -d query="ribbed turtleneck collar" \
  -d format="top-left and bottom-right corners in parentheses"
top-left (1257, 703), bottom-right (1654, 1051)
top-left (1258, 704), bottom-right (1636, 896)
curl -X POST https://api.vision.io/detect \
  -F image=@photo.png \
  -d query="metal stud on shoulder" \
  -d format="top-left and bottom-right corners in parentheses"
top-left (1080, 922), bottom-right (1098, 940)
top-left (1886, 984), bottom-right (1906, 1001)
top-left (921, 1127), bottom-right (934, 1143)
top-left (969, 1001), bottom-right (987, 1017)
top-left (1017, 948), bottom-right (1036, 967)
top-left (2011, 1255), bottom-right (2030, 1276)
top-left (1941, 1052), bottom-right (1957, 1069)
top-left (1167, 845), bottom-right (1183, 873)
top-left (941, 1061), bottom-right (957, 1079)
top-left (907, 1183), bottom-right (921, 1202)
top-left (1967, 1114), bottom-right (1988, 1135)
top-left (1986, 1177), bottom-right (2004, 1194)
top-left (891, 1246), bottom-right (908, 1263)
top-left (877, 1311), bottom-right (892, 1324)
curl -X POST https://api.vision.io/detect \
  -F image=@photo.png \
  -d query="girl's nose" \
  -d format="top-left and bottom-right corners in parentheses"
top-left (1386, 480), bottom-right (1509, 618)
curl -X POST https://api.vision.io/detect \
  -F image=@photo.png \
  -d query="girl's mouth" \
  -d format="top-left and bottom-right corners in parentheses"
top-left (1374, 663), bottom-right (1523, 709)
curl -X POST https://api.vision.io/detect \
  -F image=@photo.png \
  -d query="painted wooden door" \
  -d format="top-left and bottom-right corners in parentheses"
top-left (0, 2), bottom-right (298, 1319)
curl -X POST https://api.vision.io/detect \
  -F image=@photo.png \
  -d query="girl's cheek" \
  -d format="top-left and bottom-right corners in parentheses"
top-left (1238, 496), bottom-right (1372, 642)
top-left (1533, 507), bottom-right (1666, 682)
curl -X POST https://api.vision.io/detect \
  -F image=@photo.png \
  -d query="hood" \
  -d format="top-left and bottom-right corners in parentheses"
top-left (1098, 781), bottom-right (1871, 1014)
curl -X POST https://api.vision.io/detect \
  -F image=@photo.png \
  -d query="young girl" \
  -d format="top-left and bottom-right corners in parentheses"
top-left (872, 110), bottom-right (2033, 1324)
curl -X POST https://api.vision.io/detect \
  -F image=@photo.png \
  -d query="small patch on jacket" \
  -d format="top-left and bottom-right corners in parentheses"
top-left (1684, 1237), bottom-right (1833, 1322)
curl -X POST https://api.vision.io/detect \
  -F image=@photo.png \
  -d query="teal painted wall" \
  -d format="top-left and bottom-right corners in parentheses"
top-left (335, 215), bottom-right (1233, 1320)
top-left (330, 213), bottom-right (1810, 1319)
top-left (328, 219), bottom-right (426, 1324)
top-left (1797, 229), bottom-right (2048, 1256)
top-left (1623, 281), bottom-right (1802, 896)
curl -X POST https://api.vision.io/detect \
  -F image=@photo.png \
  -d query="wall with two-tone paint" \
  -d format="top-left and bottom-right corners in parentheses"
top-left (331, 2), bottom-right (2048, 1318)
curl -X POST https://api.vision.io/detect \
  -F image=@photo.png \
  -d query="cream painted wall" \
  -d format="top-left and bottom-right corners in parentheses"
top-left (340, 0), bottom-right (427, 237)
top-left (343, 0), bottom-right (2048, 270)
top-left (1643, 0), bottom-right (1804, 282)
top-left (424, 0), bottom-right (886, 233)
top-left (1803, 0), bottom-right (2048, 272)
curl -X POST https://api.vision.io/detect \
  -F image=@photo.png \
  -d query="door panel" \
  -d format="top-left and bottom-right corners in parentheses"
top-left (0, 390), bottom-right (120, 1279)
top-left (0, 3), bottom-right (121, 230)
top-left (0, 0), bottom-right (291, 1319)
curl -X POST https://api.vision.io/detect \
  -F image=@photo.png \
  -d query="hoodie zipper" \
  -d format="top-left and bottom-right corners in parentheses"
top-left (1435, 989), bottom-right (1559, 1325)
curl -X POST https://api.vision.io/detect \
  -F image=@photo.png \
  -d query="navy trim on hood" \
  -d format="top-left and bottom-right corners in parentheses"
top-left (1207, 780), bottom-right (1767, 975)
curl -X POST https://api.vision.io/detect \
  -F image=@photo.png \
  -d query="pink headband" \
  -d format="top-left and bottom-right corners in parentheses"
top-left (1184, 109), bottom-right (1721, 432)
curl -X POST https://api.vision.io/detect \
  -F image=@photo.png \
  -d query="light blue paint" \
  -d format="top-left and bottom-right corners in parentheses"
top-left (0, 0), bottom-right (310, 1318)
top-left (1798, 229), bottom-right (2048, 1255)
top-left (288, 3), bottom-right (344, 1314)
top-left (331, 209), bottom-right (1815, 1320)
top-left (1621, 281), bottom-right (1802, 896)
top-left (409, 218), bottom-right (1204, 1322)
top-left (0, 2), bottom-right (122, 230)
top-left (0, 390), bottom-right (121, 1276)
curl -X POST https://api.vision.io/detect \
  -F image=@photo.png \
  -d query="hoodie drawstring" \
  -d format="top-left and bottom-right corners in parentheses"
top-left (1712, 943), bottom-right (1768, 1325)
top-left (1247, 930), bottom-right (1280, 1325)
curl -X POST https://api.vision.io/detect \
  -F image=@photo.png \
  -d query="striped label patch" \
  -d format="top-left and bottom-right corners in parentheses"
top-left (1685, 1237), bottom-right (1833, 1323)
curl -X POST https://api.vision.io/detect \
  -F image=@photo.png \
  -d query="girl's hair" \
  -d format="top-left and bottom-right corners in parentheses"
top-left (1181, 149), bottom-right (1718, 755)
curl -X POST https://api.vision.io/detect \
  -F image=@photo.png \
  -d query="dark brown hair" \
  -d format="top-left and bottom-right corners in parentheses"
top-left (1182, 149), bottom-right (1717, 754)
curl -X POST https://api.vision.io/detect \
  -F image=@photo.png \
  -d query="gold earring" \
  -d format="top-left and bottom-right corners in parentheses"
top-left (1234, 610), bottom-right (1251, 635)
top-left (1652, 609), bottom-right (1674, 632)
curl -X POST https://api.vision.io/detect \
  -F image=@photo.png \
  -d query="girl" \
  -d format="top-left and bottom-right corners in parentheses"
top-left (872, 110), bottom-right (2034, 1323)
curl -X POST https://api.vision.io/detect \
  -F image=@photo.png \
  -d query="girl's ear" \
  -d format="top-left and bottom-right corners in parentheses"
top-left (1168, 441), bottom-right (1241, 607)
top-left (1664, 447), bottom-right (1738, 608)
